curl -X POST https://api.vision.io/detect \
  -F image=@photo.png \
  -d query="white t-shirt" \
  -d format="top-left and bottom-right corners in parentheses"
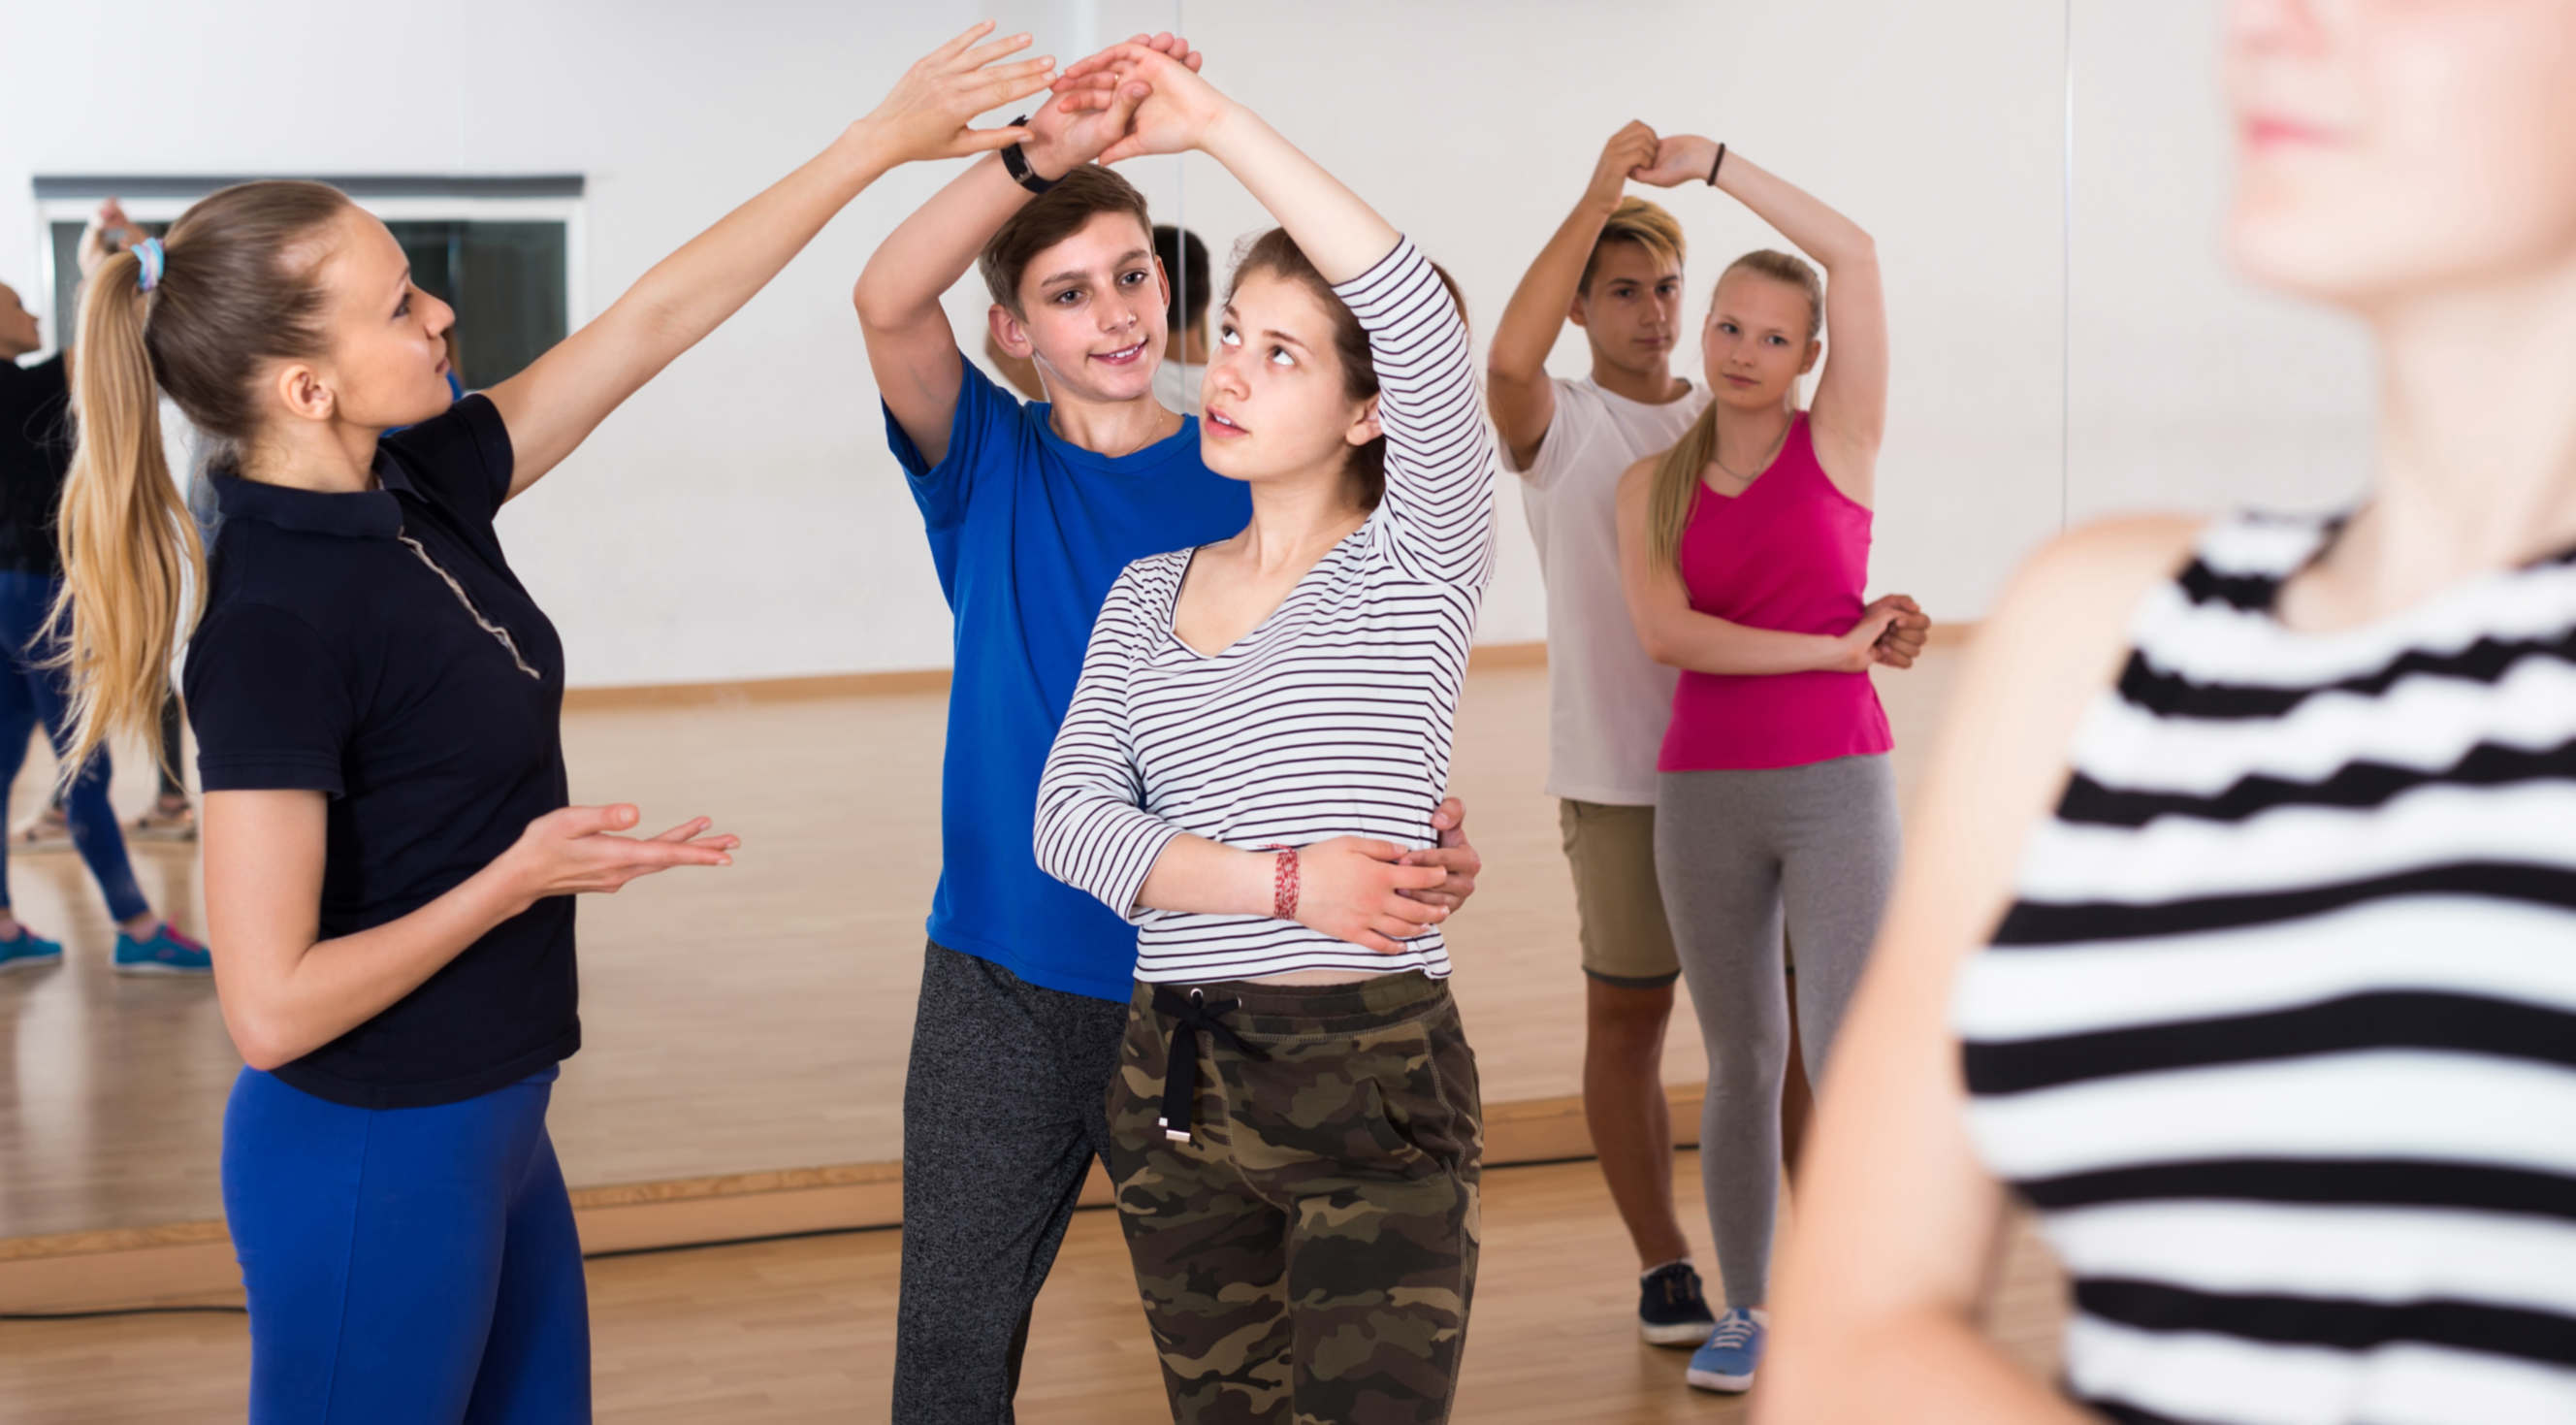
top-left (1511, 375), bottom-right (1712, 806)
top-left (1153, 359), bottom-right (1204, 416)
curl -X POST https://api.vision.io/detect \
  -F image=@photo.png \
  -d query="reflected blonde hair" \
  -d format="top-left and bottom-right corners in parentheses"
top-left (1643, 250), bottom-right (1824, 571)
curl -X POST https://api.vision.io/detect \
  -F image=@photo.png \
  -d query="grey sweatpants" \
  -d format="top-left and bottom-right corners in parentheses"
top-left (895, 942), bottom-right (1128, 1424)
top-left (1654, 755), bottom-right (1900, 1309)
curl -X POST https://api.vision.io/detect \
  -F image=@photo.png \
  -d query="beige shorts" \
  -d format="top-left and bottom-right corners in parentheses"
top-left (1559, 799), bottom-right (1682, 988)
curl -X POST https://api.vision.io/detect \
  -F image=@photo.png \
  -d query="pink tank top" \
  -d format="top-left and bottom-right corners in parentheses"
top-left (1658, 412), bottom-right (1893, 772)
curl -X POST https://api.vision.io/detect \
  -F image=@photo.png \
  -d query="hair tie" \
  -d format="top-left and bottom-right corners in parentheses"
top-left (134, 238), bottom-right (166, 293)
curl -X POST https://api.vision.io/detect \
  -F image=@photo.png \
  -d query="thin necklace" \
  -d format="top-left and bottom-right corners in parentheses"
top-left (1712, 416), bottom-right (1792, 486)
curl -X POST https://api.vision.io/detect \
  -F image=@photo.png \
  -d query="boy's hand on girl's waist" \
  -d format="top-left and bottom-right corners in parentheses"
top-left (1398, 796), bottom-right (1481, 913)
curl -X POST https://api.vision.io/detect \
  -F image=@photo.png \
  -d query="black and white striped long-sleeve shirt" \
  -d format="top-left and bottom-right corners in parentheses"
top-left (1956, 511), bottom-right (2576, 1423)
top-left (1033, 239), bottom-right (1496, 985)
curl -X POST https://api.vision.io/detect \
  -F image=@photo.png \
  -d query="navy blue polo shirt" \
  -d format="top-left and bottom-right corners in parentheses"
top-left (185, 395), bottom-right (575, 1109)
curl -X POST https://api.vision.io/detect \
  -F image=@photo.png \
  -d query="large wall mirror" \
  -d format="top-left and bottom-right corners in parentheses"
top-left (0, 0), bottom-right (2087, 1323)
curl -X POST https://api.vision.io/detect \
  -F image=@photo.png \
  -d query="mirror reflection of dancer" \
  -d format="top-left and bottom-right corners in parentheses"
top-left (1034, 42), bottom-right (1497, 1425)
top-left (1611, 134), bottom-right (1923, 1394)
top-left (50, 29), bottom-right (1048, 1418)
top-left (11, 201), bottom-right (201, 857)
top-left (0, 207), bottom-right (206, 975)
top-left (1772, 6), bottom-right (2576, 1423)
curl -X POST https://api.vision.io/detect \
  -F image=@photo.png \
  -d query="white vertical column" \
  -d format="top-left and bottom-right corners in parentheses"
top-left (1055, 0), bottom-right (1100, 54)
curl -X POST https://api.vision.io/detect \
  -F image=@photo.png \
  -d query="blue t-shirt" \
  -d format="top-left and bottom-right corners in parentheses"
top-left (889, 361), bottom-right (1249, 1001)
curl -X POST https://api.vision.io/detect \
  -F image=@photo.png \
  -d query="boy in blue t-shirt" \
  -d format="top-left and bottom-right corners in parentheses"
top-left (853, 49), bottom-right (1482, 1421)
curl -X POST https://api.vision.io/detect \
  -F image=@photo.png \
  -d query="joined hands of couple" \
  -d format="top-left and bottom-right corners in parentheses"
top-left (840, 24), bottom-right (1223, 180)
top-left (1016, 31), bottom-right (1227, 178)
top-left (798, 23), bottom-right (1211, 180)
top-left (1584, 120), bottom-right (1740, 210)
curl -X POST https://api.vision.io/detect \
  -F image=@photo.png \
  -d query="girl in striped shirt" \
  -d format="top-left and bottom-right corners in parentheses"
top-left (1767, 4), bottom-right (2576, 1422)
top-left (1034, 44), bottom-right (1494, 1425)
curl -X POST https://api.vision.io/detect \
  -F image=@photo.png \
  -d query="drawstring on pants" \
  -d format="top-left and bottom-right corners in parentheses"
top-left (1153, 985), bottom-right (1264, 1143)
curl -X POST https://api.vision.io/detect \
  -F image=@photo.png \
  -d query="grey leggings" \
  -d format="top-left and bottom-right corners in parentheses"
top-left (1655, 754), bottom-right (1900, 1309)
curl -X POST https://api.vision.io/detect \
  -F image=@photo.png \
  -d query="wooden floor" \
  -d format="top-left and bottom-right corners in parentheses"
top-left (0, 1151), bottom-right (2067, 1425)
top-left (0, 651), bottom-right (1961, 1241)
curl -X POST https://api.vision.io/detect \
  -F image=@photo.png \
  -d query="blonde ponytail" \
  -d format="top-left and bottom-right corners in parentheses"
top-left (48, 247), bottom-right (204, 787)
top-left (1645, 401), bottom-right (1721, 573)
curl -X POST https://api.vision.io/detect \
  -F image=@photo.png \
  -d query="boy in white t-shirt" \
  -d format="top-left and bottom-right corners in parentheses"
top-left (1486, 122), bottom-right (1815, 1348)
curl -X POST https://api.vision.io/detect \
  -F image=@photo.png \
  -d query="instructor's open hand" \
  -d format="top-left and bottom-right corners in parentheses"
top-left (856, 21), bottom-right (1059, 167)
top-left (499, 804), bottom-right (738, 913)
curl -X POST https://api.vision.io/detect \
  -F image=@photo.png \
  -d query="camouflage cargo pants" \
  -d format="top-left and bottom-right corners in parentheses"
top-left (1106, 972), bottom-right (1483, 1425)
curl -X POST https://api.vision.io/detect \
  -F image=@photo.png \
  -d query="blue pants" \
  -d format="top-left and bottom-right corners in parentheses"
top-left (224, 1066), bottom-right (592, 1424)
top-left (0, 568), bottom-right (147, 924)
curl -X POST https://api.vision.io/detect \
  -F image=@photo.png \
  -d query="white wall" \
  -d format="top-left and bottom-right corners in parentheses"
top-left (2069, 0), bottom-right (2374, 525)
top-left (1170, 0), bottom-right (2071, 640)
top-left (6, 0), bottom-right (2071, 687)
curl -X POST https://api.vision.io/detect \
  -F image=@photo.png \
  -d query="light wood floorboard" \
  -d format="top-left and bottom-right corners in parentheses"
top-left (0, 1150), bottom-right (2067, 1424)
top-left (0, 654), bottom-right (1959, 1241)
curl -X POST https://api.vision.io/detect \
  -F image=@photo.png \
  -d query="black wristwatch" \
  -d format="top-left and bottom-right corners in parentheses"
top-left (1001, 117), bottom-right (1061, 195)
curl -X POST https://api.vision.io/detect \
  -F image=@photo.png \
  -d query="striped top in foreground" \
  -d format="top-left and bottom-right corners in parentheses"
top-left (1035, 239), bottom-right (1496, 985)
top-left (1955, 511), bottom-right (2576, 1424)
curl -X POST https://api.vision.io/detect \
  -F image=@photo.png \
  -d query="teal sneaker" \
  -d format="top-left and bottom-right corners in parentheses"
top-left (113, 923), bottom-right (212, 976)
top-left (0, 925), bottom-right (64, 974)
top-left (1687, 1308), bottom-right (1766, 1393)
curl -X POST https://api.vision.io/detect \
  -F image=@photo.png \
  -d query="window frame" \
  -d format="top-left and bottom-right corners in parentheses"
top-left (27, 178), bottom-right (587, 366)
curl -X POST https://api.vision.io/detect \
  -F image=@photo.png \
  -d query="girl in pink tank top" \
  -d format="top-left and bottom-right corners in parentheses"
top-left (1607, 141), bottom-right (1928, 1396)
top-left (1660, 409), bottom-right (1893, 770)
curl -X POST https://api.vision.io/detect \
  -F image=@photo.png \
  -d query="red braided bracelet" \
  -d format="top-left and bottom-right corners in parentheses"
top-left (1265, 846), bottom-right (1300, 921)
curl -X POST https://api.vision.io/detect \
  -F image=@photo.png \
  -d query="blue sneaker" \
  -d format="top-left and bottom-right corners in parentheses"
top-left (1639, 1261), bottom-right (1717, 1346)
top-left (1687, 1308), bottom-right (1766, 1393)
top-left (0, 926), bottom-right (64, 974)
top-left (113, 923), bottom-right (212, 976)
